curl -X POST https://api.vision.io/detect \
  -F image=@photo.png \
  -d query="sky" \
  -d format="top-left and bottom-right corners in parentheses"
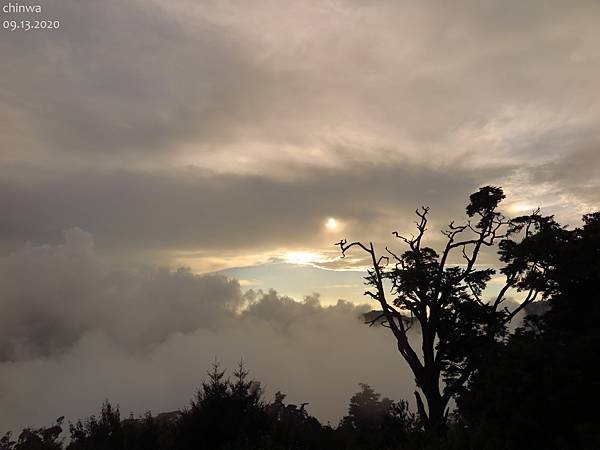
top-left (1, 0), bottom-right (600, 433)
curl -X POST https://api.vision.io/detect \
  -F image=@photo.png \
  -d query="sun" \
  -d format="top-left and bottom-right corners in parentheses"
top-left (325, 217), bottom-right (338, 231)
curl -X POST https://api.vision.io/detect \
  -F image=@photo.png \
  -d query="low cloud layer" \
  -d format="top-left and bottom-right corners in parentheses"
top-left (0, 230), bottom-right (413, 433)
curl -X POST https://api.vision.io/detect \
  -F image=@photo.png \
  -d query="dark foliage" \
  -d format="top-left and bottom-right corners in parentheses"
top-left (338, 383), bottom-right (421, 449)
top-left (1, 418), bottom-right (63, 450)
top-left (61, 360), bottom-right (340, 450)
top-left (2, 369), bottom-right (422, 450)
top-left (457, 212), bottom-right (600, 449)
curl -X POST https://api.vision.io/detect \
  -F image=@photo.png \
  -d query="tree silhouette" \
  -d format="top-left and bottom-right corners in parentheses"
top-left (47, 361), bottom-right (339, 450)
top-left (68, 401), bottom-right (125, 450)
top-left (1, 418), bottom-right (63, 450)
top-left (339, 384), bottom-right (419, 449)
top-left (457, 212), bottom-right (600, 449)
top-left (175, 359), bottom-right (268, 449)
top-left (337, 186), bottom-right (549, 433)
top-left (340, 383), bottom-right (393, 433)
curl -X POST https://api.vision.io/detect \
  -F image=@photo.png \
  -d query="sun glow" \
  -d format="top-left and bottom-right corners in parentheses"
top-left (284, 251), bottom-right (321, 265)
top-left (506, 202), bottom-right (538, 214)
top-left (325, 217), bottom-right (338, 230)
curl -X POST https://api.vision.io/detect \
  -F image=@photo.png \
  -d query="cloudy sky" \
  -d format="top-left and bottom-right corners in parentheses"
top-left (1, 0), bottom-right (600, 432)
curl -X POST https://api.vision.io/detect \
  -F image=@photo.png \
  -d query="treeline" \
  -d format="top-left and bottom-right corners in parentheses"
top-left (1, 362), bottom-right (421, 450)
top-left (2, 211), bottom-right (599, 449)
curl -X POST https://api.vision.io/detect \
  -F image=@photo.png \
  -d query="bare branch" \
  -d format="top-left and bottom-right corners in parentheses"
top-left (503, 288), bottom-right (540, 324)
top-left (492, 275), bottom-right (515, 309)
top-left (336, 239), bottom-right (372, 257)
top-left (385, 246), bottom-right (402, 262)
top-left (377, 255), bottom-right (389, 267)
top-left (392, 207), bottom-right (430, 252)
top-left (466, 282), bottom-right (484, 305)
top-left (364, 312), bottom-right (388, 327)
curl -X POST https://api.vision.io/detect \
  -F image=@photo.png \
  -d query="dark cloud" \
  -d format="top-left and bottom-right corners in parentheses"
top-left (1, 0), bottom-right (599, 261)
top-left (1, 0), bottom-right (599, 167)
top-left (0, 0), bottom-right (269, 157)
top-left (0, 163), bottom-right (504, 261)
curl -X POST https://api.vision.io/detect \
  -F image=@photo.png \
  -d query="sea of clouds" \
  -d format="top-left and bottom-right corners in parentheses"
top-left (0, 228), bottom-right (413, 433)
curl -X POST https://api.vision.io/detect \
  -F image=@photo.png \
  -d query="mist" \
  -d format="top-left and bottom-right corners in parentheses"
top-left (0, 229), bottom-right (413, 433)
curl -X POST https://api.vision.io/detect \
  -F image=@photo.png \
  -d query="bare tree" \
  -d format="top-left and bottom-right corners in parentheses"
top-left (337, 186), bottom-right (545, 433)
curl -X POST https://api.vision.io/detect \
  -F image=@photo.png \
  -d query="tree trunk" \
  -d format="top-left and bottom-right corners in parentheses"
top-left (418, 373), bottom-right (447, 436)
